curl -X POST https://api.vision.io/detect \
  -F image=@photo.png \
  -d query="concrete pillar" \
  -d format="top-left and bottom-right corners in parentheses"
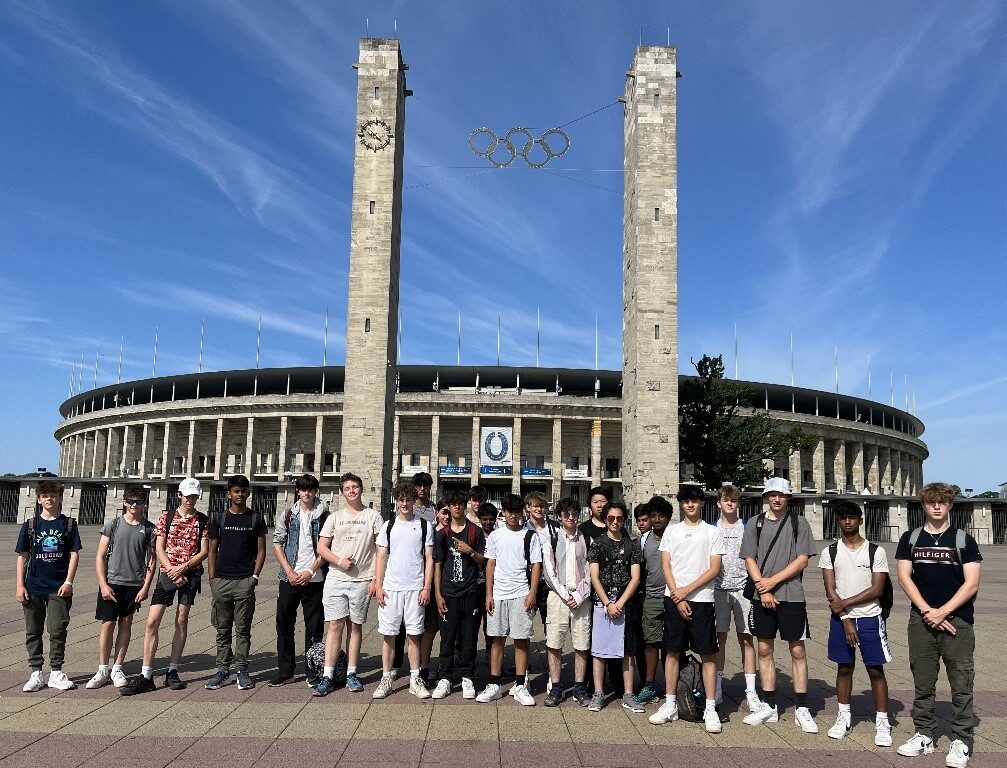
top-left (390, 414), bottom-right (400, 485)
top-left (73, 435), bottom-right (82, 477)
top-left (812, 437), bottom-right (826, 492)
top-left (185, 421), bottom-right (196, 478)
top-left (880, 446), bottom-right (892, 493)
top-left (122, 425), bottom-right (134, 477)
top-left (89, 431), bottom-right (100, 478)
top-left (865, 444), bottom-right (880, 494)
top-left (59, 440), bottom-right (68, 476)
top-left (851, 441), bottom-right (865, 492)
top-left (313, 416), bottom-right (325, 480)
top-left (511, 417), bottom-right (522, 494)
top-left (590, 418), bottom-right (602, 487)
top-left (890, 500), bottom-right (908, 540)
top-left (138, 423), bottom-right (149, 479)
top-left (213, 418), bottom-right (224, 481)
top-left (894, 451), bottom-right (904, 496)
top-left (429, 415), bottom-right (440, 499)
top-left (277, 416), bottom-right (289, 481)
top-left (805, 498), bottom-right (825, 540)
top-left (244, 418), bottom-right (254, 479)
top-left (161, 422), bottom-right (172, 480)
top-left (108, 428), bottom-right (123, 477)
top-left (551, 417), bottom-right (563, 503)
top-left (470, 416), bottom-right (481, 485)
top-left (789, 447), bottom-right (802, 489)
top-left (833, 439), bottom-right (846, 492)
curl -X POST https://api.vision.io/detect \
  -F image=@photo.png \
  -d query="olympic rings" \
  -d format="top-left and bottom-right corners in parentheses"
top-left (468, 126), bottom-right (570, 169)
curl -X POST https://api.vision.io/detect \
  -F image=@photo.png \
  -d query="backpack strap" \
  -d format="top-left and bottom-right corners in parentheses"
top-left (828, 541), bottom-right (838, 567)
top-left (868, 541), bottom-right (878, 568)
top-left (384, 518), bottom-right (395, 553)
top-left (465, 520), bottom-right (479, 549)
top-left (549, 521), bottom-right (559, 554)
top-left (420, 518), bottom-right (429, 558)
top-left (909, 526), bottom-right (922, 549)
top-left (106, 516), bottom-right (121, 557)
top-left (523, 529), bottom-right (535, 584)
top-left (64, 516), bottom-right (77, 555)
top-left (641, 530), bottom-right (651, 549)
top-left (283, 507), bottom-right (293, 533)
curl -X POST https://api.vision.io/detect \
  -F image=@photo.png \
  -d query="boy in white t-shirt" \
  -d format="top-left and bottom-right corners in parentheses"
top-left (649, 484), bottom-right (726, 733)
top-left (314, 472), bottom-right (383, 696)
top-left (819, 500), bottom-right (892, 747)
top-left (476, 493), bottom-right (542, 706)
top-left (372, 481), bottom-right (434, 700)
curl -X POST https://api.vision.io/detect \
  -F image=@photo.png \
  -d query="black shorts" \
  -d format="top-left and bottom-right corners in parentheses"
top-left (748, 600), bottom-right (810, 641)
top-left (95, 584), bottom-right (143, 621)
top-left (150, 572), bottom-right (201, 606)
top-left (662, 598), bottom-right (718, 655)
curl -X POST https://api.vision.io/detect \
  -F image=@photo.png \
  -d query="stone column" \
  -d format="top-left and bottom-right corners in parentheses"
top-left (244, 418), bottom-right (255, 479)
top-left (138, 424), bottom-right (149, 479)
top-left (851, 441), bottom-right (865, 492)
top-left (470, 416), bottom-right (481, 485)
top-left (184, 421), bottom-right (196, 478)
top-left (313, 416), bottom-right (325, 479)
top-left (277, 416), bottom-right (289, 481)
top-left (121, 425), bottom-right (134, 476)
top-left (590, 418), bottom-right (602, 487)
top-left (889, 500), bottom-right (908, 540)
top-left (213, 419), bottom-right (224, 481)
top-left (789, 447), bottom-right (802, 489)
top-left (805, 498), bottom-right (825, 540)
top-left (893, 450), bottom-right (903, 496)
top-left (161, 422), bottom-right (172, 480)
top-left (73, 435), bottom-right (82, 477)
top-left (812, 437), bottom-right (826, 493)
top-left (865, 444), bottom-right (880, 494)
top-left (108, 428), bottom-right (123, 477)
top-left (511, 417), bottom-right (522, 494)
top-left (880, 446), bottom-right (892, 493)
top-left (89, 431), bottom-right (101, 478)
top-left (429, 415), bottom-right (440, 498)
top-left (390, 414), bottom-right (400, 485)
top-left (833, 439), bottom-right (846, 493)
top-left (551, 417), bottom-right (563, 502)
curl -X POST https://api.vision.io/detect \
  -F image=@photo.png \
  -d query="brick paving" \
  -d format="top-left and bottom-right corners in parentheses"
top-left (0, 526), bottom-right (1004, 767)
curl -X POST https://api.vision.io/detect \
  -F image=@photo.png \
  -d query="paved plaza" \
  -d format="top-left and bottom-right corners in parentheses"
top-left (0, 525), bottom-right (1004, 768)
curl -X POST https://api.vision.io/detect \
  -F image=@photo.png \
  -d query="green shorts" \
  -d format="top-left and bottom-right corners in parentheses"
top-left (642, 595), bottom-right (666, 645)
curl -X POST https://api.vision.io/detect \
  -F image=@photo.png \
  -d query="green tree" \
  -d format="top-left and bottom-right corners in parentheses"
top-left (679, 354), bottom-right (814, 489)
top-left (972, 490), bottom-right (998, 499)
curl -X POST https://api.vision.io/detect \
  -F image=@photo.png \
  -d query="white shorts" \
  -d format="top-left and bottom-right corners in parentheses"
top-left (545, 591), bottom-right (591, 651)
top-left (323, 579), bottom-right (371, 624)
top-left (487, 596), bottom-right (534, 640)
top-left (378, 589), bottom-right (425, 636)
top-left (715, 588), bottom-right (752, 635)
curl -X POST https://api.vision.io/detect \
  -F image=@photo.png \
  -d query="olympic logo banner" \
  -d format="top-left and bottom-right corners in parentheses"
top-left (469, 127), bottom-right (570, 169)
top-left (480, 427), bottom-right (513, 467)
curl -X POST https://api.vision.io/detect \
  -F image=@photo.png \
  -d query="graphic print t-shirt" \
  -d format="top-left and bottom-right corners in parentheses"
top-left (16, 515), bottom-right (83, 595)
top-left (895, 527), bottom-right (982, 624)
top-left (209, 511), bottom-right (267, 580)
top-left (320, 507), bottom-right (384, 582)
top-left (154, 509), bottom-right (208, 572)
top-left (433, 522), bottom-right (486, 598)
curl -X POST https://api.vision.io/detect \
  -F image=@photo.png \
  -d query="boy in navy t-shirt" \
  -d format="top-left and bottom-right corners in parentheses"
top-left (15, 480), bottom-right (83, 692)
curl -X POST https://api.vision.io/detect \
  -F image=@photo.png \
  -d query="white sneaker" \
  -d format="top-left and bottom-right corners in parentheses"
top-left (476, 683), bottom-right (502, 703)
top-left (388, 669), bottom-right (400, 682)
top-left (828, 713), bottom-right (851, 740)
top-left (511, 684), bottom-right (535, 706)
top-left (23, 670), bottom-right (44, 693)
top-left (47, 670), bottom-right (76, 691)
top-left (431, 679), bottom-right (452, 699)
top-left (110, 668), bottom-right (128, 688)
top-left (745, 691), bottom-right (763, 712)
top-left (409, 676), bottom-right (431, 699)
top-left (85, 669), bottom-right (111, 689)
top-left (372, 674), bottom-right (394, 699)
top-left (649, 701), bottom-right (679, 725)
top-left (875, 719), bottom-right (893, 748)
top-left (897, 733), bottom-right (935, 757)
top-left (461, 677), bottom-right (476, 699)
top-left (946, 739), bottom-right (970, 768)
top-left (794, 707), bottom-right (819, 734)
top-left (704, 708), bottom-right (723, 733)
top-left (743, 702), bottom-right (779, 725)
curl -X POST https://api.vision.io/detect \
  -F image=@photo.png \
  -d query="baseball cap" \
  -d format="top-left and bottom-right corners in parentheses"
top-left (762, 477), bottom-right (793, 496)
top-left (178, 478), bottom-right (202, 496)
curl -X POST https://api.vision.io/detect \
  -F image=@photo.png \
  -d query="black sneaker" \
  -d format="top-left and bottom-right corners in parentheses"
top-left (164, 669), bottom-right (187, 690)
top-left (544, 686), bottom-right (564, 707)
top-left (120, 675), bottom-right (157, 696)
top-left (572, 685), bottom-right (592, 707)
top-left (268, 672), bottom-right (293, 688)
top-left (313, 676), bottom-right (334, 697)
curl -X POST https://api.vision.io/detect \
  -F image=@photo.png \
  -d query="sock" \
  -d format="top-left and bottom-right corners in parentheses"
top-left (665, 693), bottom-right (677, 708)
top-left (323, 666), bottom-right (335, 678)
top-left (763, 690), bottom-right (776, 708)
top-left (382, 671), bottom-right (393, 679)
top-left (347, 666), bottom-right (356, 675)
top-left (141, 666), bottom-right (153, 680)
top-left (705, 699), bottom-right (717, 712)
top-left (876, 711), bottom-right (889, 723)
top-left (168, 663), bottom-right (179, 672)
top-left (795, 692), bottom-right (807, 708)
top-left (838, 703), bottom-right (851, 716)
top-left (489, 674), bottom-right (502, 685)
top-left (112, 664), bottom-right (123, 674)
top-left (745, 673), bottom-right (756, 693)
top-left (98, 665), bottom-right (109, 674)
top-left (410, 669), bottom-right (421, 679)
top-left (552, 682), bottom-right (562, 693)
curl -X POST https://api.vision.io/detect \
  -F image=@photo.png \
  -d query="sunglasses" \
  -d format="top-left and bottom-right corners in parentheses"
top-left (606, 516), bottom-right (625, 523)
top-left (124, 499), bottom-right (145, 506)
top-left (560, 510), bottom-right (579, 518)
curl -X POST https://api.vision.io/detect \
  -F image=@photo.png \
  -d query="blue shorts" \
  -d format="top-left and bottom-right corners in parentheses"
top-left (827, 614), bottom-right (892, 667)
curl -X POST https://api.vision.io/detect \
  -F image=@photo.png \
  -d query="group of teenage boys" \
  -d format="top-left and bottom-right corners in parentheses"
top-left (16, 475), bottom-right (981, 767)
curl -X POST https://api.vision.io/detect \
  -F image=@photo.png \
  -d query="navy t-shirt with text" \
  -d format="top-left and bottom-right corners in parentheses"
top-left (895, 526), bottom-right (982, 624)
top-left (209, 511), bottom-right (267, 580)
top-left (15, 515), bottom-right (83, 595)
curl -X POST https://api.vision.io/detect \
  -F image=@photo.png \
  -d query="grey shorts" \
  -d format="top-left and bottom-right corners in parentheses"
top-left (715, 588), bottom-right (752, 634)
top-left (486, 596), bottom-right (534, 640)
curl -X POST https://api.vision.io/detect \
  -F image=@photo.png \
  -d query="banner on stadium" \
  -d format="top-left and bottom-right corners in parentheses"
top-left (480, 427), bottom-right (513, 467)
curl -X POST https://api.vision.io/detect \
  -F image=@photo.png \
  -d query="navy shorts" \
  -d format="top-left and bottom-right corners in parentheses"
top-left (827, 614), bottom-right (892, 667)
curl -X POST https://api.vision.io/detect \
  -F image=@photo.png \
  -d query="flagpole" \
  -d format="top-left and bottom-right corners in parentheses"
top-left (536, 307), bottom-right (541, 368)
top-left (734, 323), bottom-right (739, 380)
top-left (834, 342), bottom-right (839, 393)
top-left (496, 310), bottom-right (501, 366)
top-left (116, 335), bottom-right (123, 384)
top-left (456, 311), bottom-right (461, 366)
top-left (323, 306), bottom-right (329, 366)
top-left (255, 314), bottom-right (262, 369)
top-left (790, 333), bottom-right (794, 386)
top-left (198, 318), bottom-right (205, 373)
top-left (93, 344), bottom-right (100, 389)
top-left (594, 313), bottom-right (599, 371)
top-left (867, 353), bottom-right (872, 399)
top-left (151, 327), bottom-right (158, 378)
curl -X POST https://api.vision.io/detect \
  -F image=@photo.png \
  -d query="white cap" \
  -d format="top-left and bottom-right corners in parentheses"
top-left (178, 478), bottom-right (202, 496)
top-left (762, 477), bottom-right (793, 496)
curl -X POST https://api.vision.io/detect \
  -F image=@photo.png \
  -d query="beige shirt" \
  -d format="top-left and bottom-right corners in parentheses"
top-left (320, 507), bottom-right (383, 582)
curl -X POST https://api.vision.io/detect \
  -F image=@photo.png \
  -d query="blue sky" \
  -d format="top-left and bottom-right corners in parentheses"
top-left (1, 1), bottom-right (1004, 490)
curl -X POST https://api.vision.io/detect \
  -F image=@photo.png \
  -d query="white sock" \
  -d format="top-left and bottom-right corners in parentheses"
top-left (839, 703), bottom-right (851, 717)
top-left (706, 699), bottom-right (717, 712)
top-left (112, 664), bottom-right (123, 674)
top-left (410, 669), bottom-right (421, 679)
top-left (665, 694), bottom-right (677, 708)
top-left (876, 711), bottom-right (889, 723)
top-left (168, 663), bottom-right (178, 672)
top-left (323, 666), bottom-right (335, 678)
top-left (141, 666), bottom-right (153, 680)
top-left (347, 666), bottom-right (356, 675)
top-left (98, 665), bottom-right (109, 674)
top-left (745, 673), bottom-right (756, 693)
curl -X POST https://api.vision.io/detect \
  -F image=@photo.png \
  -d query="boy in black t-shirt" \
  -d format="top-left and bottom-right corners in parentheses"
top-left (432, 489), bottom-right (486, 699)
top-left (15, 480), bottom-right (82, 692)
top-left (895, 482), bottom-right (982, 768)
top-left (205, 475), bottom-right (267, 691)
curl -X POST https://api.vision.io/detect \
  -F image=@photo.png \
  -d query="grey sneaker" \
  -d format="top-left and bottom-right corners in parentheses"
top-left (588, 692), bottom-right (604, 712)
top-left (204, 670), bottom-right (229, 690)
top-left (622, 693), bottom-right (645, 713)
top-left (236, 669), bottom-right (254, 690)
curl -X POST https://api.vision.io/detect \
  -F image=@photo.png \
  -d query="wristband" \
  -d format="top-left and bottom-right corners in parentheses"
top-left (251, 574), bottom-right (259, 581)
top-left (63, 580), bottom-right (73, 587)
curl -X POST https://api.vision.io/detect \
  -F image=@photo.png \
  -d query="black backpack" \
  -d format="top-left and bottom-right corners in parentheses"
top-left (828, 541), bottom-right (894, 620)
top-left (676, 653), bottom-right (705, 722)
top-left (385, 516), bottom-right (429, 558)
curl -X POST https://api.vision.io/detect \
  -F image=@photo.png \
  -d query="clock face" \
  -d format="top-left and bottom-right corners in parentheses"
top-left (359, 119), bottom-right (392, 151)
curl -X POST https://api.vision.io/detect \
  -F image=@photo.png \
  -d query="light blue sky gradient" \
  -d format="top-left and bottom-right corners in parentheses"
top-left (1, 1), bottom-right (1004, 489)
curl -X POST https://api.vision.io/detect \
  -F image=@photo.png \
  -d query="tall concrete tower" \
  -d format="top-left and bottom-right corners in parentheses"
top-left (341, 39), bottom-right (408, 512)
top-left (621, 46), bottom-right (679, 507)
